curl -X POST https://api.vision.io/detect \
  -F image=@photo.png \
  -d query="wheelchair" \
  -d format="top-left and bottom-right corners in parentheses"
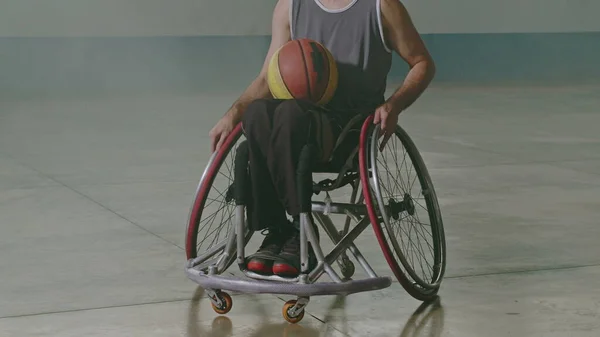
top-left (184, 114), bottom-right (447, 324)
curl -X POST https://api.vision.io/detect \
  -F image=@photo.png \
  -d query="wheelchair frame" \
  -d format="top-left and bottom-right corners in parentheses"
top-left (185, 115), bottom-right (446, 323)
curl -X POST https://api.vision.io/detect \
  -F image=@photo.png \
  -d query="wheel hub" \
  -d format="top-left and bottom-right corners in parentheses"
top-left (388, 194), bottom-right (416, 219)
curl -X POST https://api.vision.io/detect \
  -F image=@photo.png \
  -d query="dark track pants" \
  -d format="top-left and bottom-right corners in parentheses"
top-left (241, 99), bottom-right (349, 231)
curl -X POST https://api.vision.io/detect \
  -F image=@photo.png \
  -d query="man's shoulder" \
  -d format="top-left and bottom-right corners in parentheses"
top-left (380, 0), bottom-right (405, 13)
top-left (273, 0), bottom-right (291, 23)
top-left (379, 0), bottom-right (411, 29)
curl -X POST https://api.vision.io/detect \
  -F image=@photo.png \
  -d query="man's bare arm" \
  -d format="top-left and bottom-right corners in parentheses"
top-left (225, 0), bottom-right (291, 124)
top-left (381, 0), bottom-right (435, 114)
top-left (210, 0), bottom-right (291, 151)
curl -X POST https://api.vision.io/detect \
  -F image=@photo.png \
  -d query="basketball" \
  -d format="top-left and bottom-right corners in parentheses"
top-left (267, 38), bottom-right (338, 106)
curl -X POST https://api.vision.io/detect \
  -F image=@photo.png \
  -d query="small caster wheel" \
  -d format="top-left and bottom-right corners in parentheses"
top-left (211, 292), bottom-right (233, 315)
top-left (282, 300), bottom-right (305, 324)
top-left (337, 253), bottom-right (355, 280)
top-left (341, 260), bottom-right (355, 279)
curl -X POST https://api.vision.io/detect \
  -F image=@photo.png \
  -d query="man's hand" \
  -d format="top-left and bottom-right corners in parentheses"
top-left (209, 114), bottom-right (236, 153)
top-left (373, 99), bottom-right (401, 151)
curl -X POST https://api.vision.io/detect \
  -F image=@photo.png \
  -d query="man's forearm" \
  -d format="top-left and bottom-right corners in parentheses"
top-left (387, 59), bottom-right (435, 114)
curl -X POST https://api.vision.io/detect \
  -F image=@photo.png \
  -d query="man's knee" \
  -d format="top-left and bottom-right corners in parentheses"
top-left (273, 100), bottom-right (334, 161)
top-left (273, 100), bottom-right (313, 130)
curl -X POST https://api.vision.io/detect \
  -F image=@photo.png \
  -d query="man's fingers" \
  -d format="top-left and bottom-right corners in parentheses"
top-left (373, 109), bottom-right (381, 125)
top-left (378, 111), bottom-right (389, 139)
top-left (215, 132), bottom-right (227, 152)
top-left (380, 129), bottom-right (392, 151)
top-left (210, 134), bottom-right (218, 153)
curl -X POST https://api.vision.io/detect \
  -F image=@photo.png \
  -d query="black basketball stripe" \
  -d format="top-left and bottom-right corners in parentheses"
top-left (308, 42), bottom-right (323, 84)
top-left (296, 40), bottom-right (313, 102)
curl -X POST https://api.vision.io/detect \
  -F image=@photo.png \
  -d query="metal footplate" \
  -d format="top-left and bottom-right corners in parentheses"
top-left (186, 267), bottom-right (392, 297)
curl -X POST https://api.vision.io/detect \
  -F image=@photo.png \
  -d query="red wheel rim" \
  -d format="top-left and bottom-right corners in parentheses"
top-left (185, 123), bottom-right (243, 259)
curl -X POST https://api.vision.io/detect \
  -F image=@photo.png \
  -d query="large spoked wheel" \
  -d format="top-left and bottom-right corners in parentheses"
top-left (359, 116), bottom-right (446, 301)
top-left (185, 123), bottom-right (252, 272)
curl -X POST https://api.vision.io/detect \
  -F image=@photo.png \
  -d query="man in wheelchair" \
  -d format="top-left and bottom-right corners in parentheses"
top-left (209, 0), bottom-right (435, 278)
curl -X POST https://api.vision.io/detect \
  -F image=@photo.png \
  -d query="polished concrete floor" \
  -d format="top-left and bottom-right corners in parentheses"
top-left (1, 85), bottom-right (599, 336)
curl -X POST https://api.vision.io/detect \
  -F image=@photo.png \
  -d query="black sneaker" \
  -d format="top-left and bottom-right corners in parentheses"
top-left (272, 223), bottom-right (318, 277)
top-left (246, 228), bottom-right (286, 275)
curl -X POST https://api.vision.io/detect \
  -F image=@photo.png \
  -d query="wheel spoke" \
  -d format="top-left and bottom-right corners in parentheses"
top-left (197, 200), bottom-right (232, 247)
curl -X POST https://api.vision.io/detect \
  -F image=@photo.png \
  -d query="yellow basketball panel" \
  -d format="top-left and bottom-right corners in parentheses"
top-left (267, 48), bottom-right (293, 100)
top-left (316, 47), bottom-right (338, 106)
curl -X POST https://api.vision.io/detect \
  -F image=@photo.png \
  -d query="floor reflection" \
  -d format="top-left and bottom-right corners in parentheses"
top-left (185, 287), bottom-right (237, 337)
top-left (319, 295), bottom-right (445, 337)
top-left (319, 295), bottom-right (350, 336)
top-left (186, 286), bottom-right (444, 337)
top-left (399, 297), bottom-right (445, 337)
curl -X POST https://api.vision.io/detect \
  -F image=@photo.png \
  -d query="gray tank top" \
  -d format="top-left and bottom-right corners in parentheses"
top-left (290, 0), bottom-right (393, 114)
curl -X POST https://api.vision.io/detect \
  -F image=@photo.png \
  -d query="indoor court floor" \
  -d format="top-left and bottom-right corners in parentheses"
top-left (1, 84), bottom-right (599, 336)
